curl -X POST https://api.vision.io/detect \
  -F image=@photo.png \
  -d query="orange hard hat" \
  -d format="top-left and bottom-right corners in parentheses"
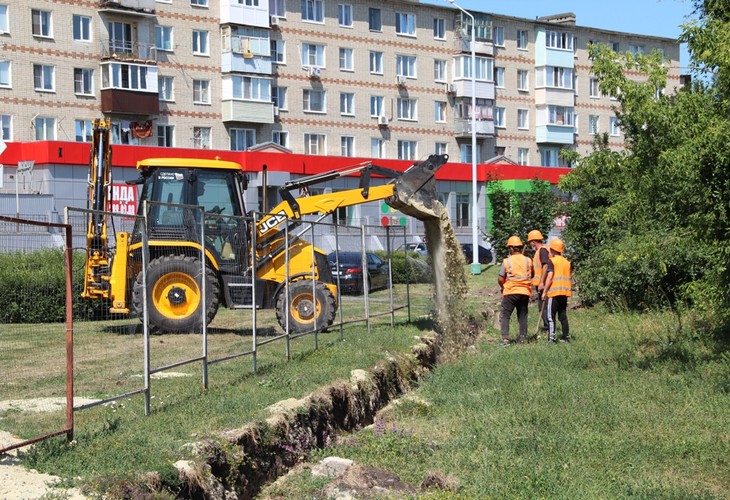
top-left (549, 238), bottom-right (565, 253)
top-left (528, 229), bottom-right (544, 242)
top-left (506, 236), bottom-right (523, 247)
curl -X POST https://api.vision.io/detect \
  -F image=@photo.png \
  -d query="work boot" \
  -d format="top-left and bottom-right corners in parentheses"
top-left (499, 338), bottom-right (511, 347)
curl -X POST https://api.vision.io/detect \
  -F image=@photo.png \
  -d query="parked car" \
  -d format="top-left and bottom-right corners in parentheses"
top-left (397, 242), bottom-right (428, 257)
top-left (327, 251), bottom-right (390, 294)
top-left (461, 243), bottom-right (493, 264)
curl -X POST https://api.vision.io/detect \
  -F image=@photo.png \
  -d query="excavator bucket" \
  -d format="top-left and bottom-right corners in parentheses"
top-left (388, 154), bottom-right (448, 220)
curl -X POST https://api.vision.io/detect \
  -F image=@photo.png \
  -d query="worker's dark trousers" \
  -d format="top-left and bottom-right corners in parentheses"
top-left (536, 292), bottom-right (549, 332)
top-left (546, 295), bottom-right (570, 340)
top-left (500, 294), bottom-right (529, 340)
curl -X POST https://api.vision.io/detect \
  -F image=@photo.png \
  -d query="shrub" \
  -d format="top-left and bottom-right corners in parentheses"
top-left (376, 251), bottom-right (433, 284)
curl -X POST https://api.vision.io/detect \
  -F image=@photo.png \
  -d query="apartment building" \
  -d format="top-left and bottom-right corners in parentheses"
top-left (0, 1), bottom-right (680, 166)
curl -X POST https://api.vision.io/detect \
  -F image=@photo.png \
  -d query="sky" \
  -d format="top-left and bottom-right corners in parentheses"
top-left (421, 0), bottom-right (697, 70)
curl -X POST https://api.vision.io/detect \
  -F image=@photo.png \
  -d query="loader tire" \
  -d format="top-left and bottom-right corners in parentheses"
top-left (132, 255), bottom-right (220, 333)
top-left (275, 280), bottom-right (336, 334)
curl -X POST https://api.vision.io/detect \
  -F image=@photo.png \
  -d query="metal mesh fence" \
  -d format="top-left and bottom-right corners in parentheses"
top-left (0, 216), bottom-right (72, 452)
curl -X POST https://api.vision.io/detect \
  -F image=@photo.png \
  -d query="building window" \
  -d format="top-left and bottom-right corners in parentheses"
top-left (517, 30), bottom-right (528, 49)
top-left (0, 60), bottom-right (10, 88)
top-left (34, 116), bottom-right (55, 140)
top-left (0, 5), bottom-right (8, 33)
top-left (610, 41), bottom-right (620, 52)
top-left (540, 147), bottom-right (560, 167)
top-left (270, 40), bottom-right (285, 63)
top-left (435, 142), bottom-right (448, 155)
top-left (75, 119), bottom-right (93, 142)
top-left (1, 114), bottom-right (12, 141)
top-left (494, 107), bottom-right (505, 128)
top-left (272, 86), bottom-right (287, 109)
top-left (338, 4), bottom-right (352, 27)
top-left (33, 64), bottom-right (54, 92)
top-left (193, 79), bottom-right (210, 104)
top-left (191, 0), bottom-right (209, 6)
top-left (108, 21), bottom-right (132, 55)
top-left (548, 105), bottom-right (574, 126)
top-left (194, 127), bottom-right (211, 149)
top-left (303, 89), bottom-right (326, 112)
top-left (156, 26), bottom-right (173, 51)
top-left (371, 138), bottom-right (385, 158)
top-left (434, 59), bottom-right (446, 82)
top-left (157, 125), bottom-right (174, 147)
top-left (370, 51), bottom-right (383, 74)
top-left (368, 8), bottom-right (381, 31)
top-left (395, 12), bottom-right (416, 36)
top-left (494, 67), bottom-right (504, 88)
top-left (460, 144), bottom-right (474, 164)
top-left (397, 97), bottom-right (417, 120)
top-left (370, 95), bottom-right (384, 117)
top-left (74, 68), bottom-right (94, 95)
top-left (304, 133), bottom-right (325, 154)
top-left (339, 48), bottom-right (353, 71)
top-left (455, 193), bottom-right (469, 227)
top-left (101, 63), bottom-right (149, 91)
top-left (340, 92), bottom-right (354, 115)
top-left (517, 69), bottom-right (528, 91)
top-left (302, 0), bottom-right (324, 23)
top-left (433, 18), bottom-right (445, 39)
top-left (192, 30), bottom-right (209, 55)
top-left (396, 55), bottom-right (417, 78)
top-left (628, 44), bottom-right (645, 56)
top-left (230, 128), bottom-right (255, 151)
top-left (538, 66), bottom-right (574, 89)
top-left (341, 136), bottom-right (354, 156)
top-left (397, 140), bottom-right (417, 160)
top-left (302, 43), bottom-right (325, 67)
top-left (434, 101), bottom-right (446, 122)
top-left (271, 0), bottom-right (285, 17)
top-left (455, 55), bottom-right (493, 80)
top-left (458, 98), bottom-right (492, 121)
top-left (31, 9), bottom-right (52, 38)
top-left (588, 115), bottom-right (599, 134)
top-left (493, 26), bottom-right (504, 46)
top-left (610, 117), bottom-right (620, 136)
top-left (517, 108), bottom-right (528, 129)
top-left (517, 148), bottom-right (529, 165)
top-left (159, 76), bottom-right (174, 101)
top-left (232, 76), bottom-right (271, 101)
top-left (589, 78), bottom-right (600, 97)
top-left (546, 30), bottom-right (573, 50)
top-left (73, 15), bottom-right (91, 42)
top-left (272, 130), bottom-right (289, 148)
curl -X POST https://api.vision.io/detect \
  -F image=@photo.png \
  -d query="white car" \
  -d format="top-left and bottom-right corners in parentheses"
top-left (398, 242), bottom-right (428, 256)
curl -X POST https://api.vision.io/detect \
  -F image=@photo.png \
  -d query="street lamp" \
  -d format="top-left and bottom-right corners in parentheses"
top-left (445, 0), bottom-right (481, 275)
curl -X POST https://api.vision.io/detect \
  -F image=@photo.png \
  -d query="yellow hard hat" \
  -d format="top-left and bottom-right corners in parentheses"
top-left (549, 238), bottom-right (565, 253)
top-left (528, 229), bottom-right (544, 242)
top-left (506, 236), bottom-right (523, 247)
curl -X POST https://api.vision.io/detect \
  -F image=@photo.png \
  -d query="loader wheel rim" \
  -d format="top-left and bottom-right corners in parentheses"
top-left (291, 293), bottom-right (319, 324)
top-left (152, 271), bottom-right (200, 320)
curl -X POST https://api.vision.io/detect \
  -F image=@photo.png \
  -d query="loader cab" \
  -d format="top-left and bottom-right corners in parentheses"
top-left (134, 159), bottom-right (251, 271)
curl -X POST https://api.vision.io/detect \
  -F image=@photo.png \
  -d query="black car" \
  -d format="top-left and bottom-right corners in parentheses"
top-left (461, 243), bottom-right (493, 264)
top-left (327, 251), bottom-right (390, 294)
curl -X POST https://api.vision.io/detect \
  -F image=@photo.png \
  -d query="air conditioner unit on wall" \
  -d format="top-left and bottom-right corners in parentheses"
top-left (396, 76), bottom-right (407, 86)
top-left (446, 83), bottom-right (456, 94)
top-left (270, 15), bottom-right (280, 26)
top-left (378, 116), bottom-right (389, 126)
top-left (308, 66), bottom-right (321, 78)
top-left (273, 106), bottom-right (280, 116)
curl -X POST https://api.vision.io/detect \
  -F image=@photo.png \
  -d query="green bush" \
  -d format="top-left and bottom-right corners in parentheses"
top-left (376, 251), bottom-right (433, 284)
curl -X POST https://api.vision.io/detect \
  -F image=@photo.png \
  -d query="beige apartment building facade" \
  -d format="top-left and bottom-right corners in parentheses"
top-left (0, 0), bottom-right (681, 166)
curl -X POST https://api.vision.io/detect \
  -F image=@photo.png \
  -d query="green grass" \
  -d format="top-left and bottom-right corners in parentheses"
top-left (12, 266), bottom-right (730, 498)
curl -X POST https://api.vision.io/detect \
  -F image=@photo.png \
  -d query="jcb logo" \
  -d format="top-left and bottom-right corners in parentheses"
top-left (259, 210), bottom-right (288, 236)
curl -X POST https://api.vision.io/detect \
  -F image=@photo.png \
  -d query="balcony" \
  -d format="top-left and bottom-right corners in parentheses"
top-left (98, 0), bottom-right (155, 15)
top-left (100, 62), bottom-right (159, 115)
top-left (220, 0), bottom-right (269, 27)
top-left (536, 124), bottom-right (575, 145)
top-left (100, 40), bottom-right (158, 63)
top-left (452, 79), bottom-right (494, 100)
top-left (535, 87), bottom-right (575, 107)
top-left (456, 37), bottom-right (494, 57)
top-left (455, 119), bottom-right (495, 137)
top-left (221, 100), bottom-right (274, 123)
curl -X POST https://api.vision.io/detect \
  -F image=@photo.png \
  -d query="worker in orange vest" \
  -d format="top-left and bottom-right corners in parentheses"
top-left (497, 236), bottom-right (533, 346)
top-left (528, 229), bottom-right (550, 335)
top-left (542, 238), bottom-right (572, 343)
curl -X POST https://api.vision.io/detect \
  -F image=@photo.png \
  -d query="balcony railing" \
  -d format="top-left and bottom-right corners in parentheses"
top-left (100, 40), bottom-right (157, 63)
top-left (99, 0), bottom-right (155, 13)
top-left (455, 118), bottom-right (495, 137)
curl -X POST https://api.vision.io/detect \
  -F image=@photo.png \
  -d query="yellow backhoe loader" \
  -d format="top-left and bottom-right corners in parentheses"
top-left (82, 119), bottom-right (447, 333)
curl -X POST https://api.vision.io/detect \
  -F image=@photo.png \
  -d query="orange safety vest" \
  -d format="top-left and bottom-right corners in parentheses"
top-left (532, 246), bottom-right (547, 287)
top-left (547, 255), bottom-right (572, 298)
top-left (502, 254), bottom-right (532, 296)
